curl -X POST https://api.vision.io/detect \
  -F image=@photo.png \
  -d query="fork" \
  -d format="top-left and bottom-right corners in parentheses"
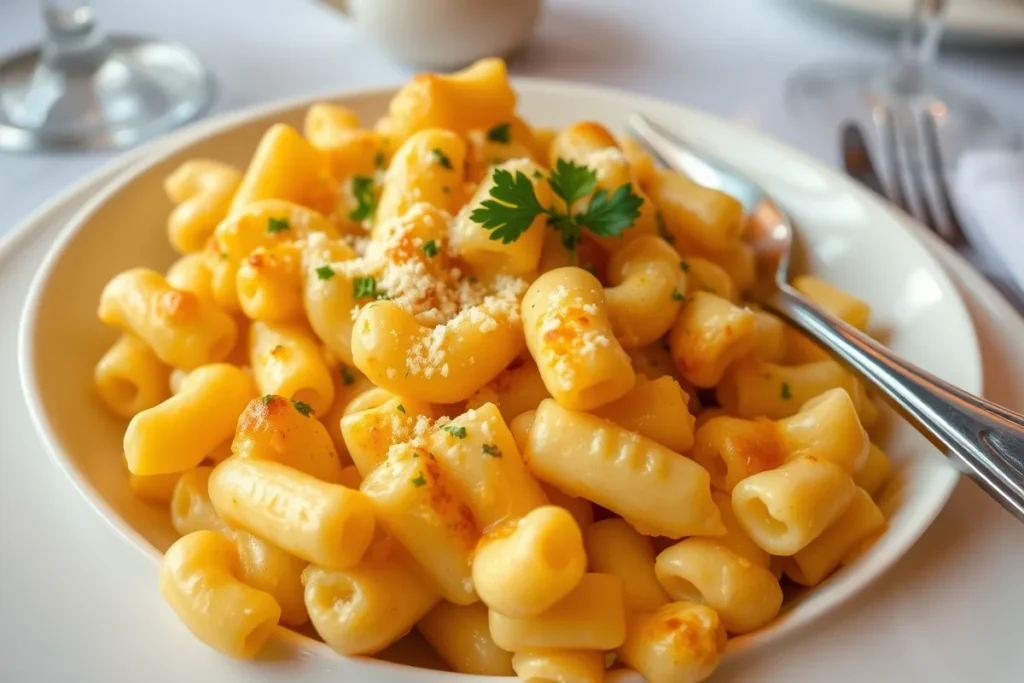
top-left (844, 111), bottom-right (1024, 312)
top-left (629, 113), bottom-right (1024, 524)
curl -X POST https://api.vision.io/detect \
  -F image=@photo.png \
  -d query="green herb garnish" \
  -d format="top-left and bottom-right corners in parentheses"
top-left (267, 217), bottom-right (290, 235)
top-left (482, 444), bottom-right (502, 457)
top-left (353, 276), bottom-right (378, 299)
top-left (680, 260), bottom-right (689, 272)
top-left (261, 394), bottom-right (274, 405)
top-left (316, 264), bottom-right (335, 280)
top-left (397, 404), bottom-right (406, 413)
top-left (349, 176), bottom-right (376, 221)
top-left (373, 150), bottom-right (385, 169)
top-left (671, 289), bottom-right (684, 301)
top-left (411, 472), bottom-right (427, 487)
top-left (422, 240), bottom-right (440, 257)
top-left (469, 159), bottom-right (643, 252)
top-left (432, 148), bottom-right (452, 169)
top-left (442, 424), bottom-right (467, 439)
top-left (781, 383), bottom-right (792, 400)
top-left (291, 399), bottom-right (314, 416)
top-left (340, 366), bottom-right (355, 385)
top-left (486, 122), bottom-right (511, 143)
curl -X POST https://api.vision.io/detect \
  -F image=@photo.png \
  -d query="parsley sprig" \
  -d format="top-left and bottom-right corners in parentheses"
top-left (469, 159), bottom-right (643, 252)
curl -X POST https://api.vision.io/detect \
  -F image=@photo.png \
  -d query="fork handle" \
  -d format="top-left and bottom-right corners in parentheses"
top-left (768, 285), bottom-right (1024, 521)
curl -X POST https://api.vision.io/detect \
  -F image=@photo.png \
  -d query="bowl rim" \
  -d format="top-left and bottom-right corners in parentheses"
top-left (17, 76), bottom-right (980, 676)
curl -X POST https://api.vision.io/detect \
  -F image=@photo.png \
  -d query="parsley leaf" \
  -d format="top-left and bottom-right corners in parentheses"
top-left (422, 240), bottom-right (440, 257)
top-left (482, 444), bottom-right (502, 457)
top-left (468, 159), bottom-right (644, 252)
top-left (261, 394), bottom-right (274, 405)
top-left (442, 424), bottom-right (467, 439)
top-left (411, 472), bottom-right (427, 487)
top-left (349, 176), bottom-right (376, 221)
top-left (315, 264), bottom-right (335, 280)
top-left (267, 217), bottom-right (290, 235)
top-left (353, 276), bottom-right (378, 299)
top-left (432, 148), bottom-right (452, 169)
top-left (486, 122), bottom-right (511, 143)
top-left (340, 366), bottom-right (355, 385)
top-left (397, 404), bottom-right (406, 413)
top-left (373, 150), bottom-right (385, 169)
top-left (656, 212), bottom-right (675, 244)
top-left (671, 288), bottom-right (684, 301)
top-left (469, 169), bottom-right (546, 245)
top-left (548, 159), bottom-right (598, 209)
top-left (781, 383), bottom-right (792, 400)
top-left (291, 398), bottom-right (314, 416)
top-left (679, 260), bottom-right (689, 272)
top-left (578, 183), bottom-right (643, 239)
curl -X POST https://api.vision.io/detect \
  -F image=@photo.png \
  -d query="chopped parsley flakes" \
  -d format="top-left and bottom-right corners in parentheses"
top-left (781, 382), bottom-right (792, 400)
top-left (482, 444), bottom-right (502, 457)
top-left (442, 424), bottom-right (467, 439)
top-left (291, 398), bottom-right (314, 416)
top-left (422, 240), bottom-right (440, 257)
top-left (373, 150), bottom-right (386, 169)
top-left (671, 289), bottom-right (684, 301)
top-left (397, 404), bottom-right (406, 414)
top-left (315, 264), bottom-right (335, 280)
top-left (267, 217), bottom-right (290, 235)
top-left (340, 366), bottom-right (355, 385)
top-left (486, 122), bottom-right (511, 143)
top-left (353, 276), bottom-right (378, 299)
top-left (432, 148), bottom-right (452, 169)
top-left (680, 260), bottom-right (689, 272)
top-left (260, 394), bottom-right (274, 405)
top-left (349, 176), bottom-right (377, 221)
top-left (411, 472), bottom-right (427, 487)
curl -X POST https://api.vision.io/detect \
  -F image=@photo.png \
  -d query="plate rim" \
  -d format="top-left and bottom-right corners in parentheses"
top-left (794, 0), bottom-right (1024, 44)
top-left (15, 76), bottom-right (982, 673)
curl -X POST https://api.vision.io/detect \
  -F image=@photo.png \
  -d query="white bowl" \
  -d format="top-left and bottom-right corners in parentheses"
top-left (19, 79), bottom-right (981, 680)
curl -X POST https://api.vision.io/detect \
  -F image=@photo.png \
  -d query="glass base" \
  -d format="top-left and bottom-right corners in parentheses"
top-left (0, 35), bottom-right (214, 153)
top-left (785, 61), bottom-right (1020, 162)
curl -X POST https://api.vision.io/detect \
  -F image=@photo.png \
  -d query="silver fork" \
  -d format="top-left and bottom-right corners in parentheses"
top-left (629, 112), bottom-right (1024, 524)
top-left (845, 111), bottom-right (1024, 312)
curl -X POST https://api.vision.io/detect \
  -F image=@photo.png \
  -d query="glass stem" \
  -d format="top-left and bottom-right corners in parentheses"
top-left (39, 1), bottom-right (108, 71)
top-left (888, 0), bottom-right (950, 95)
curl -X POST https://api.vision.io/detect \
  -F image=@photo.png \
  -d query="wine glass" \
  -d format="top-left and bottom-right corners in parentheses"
top-left (0, 1), bottom-right (214, 152)
top-left (786, 0), bottom-right (1018, 159)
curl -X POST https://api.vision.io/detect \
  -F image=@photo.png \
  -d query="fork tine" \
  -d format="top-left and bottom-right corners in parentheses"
top-left (874, 106), bottom-right (908, 212)
top-left (889, 104), bottom-right (939, 231)
top-left (918, 110), bottom-right (968, 245)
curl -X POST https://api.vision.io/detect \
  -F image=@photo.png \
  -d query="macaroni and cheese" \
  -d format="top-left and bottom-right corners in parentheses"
top-left (94, 57), bottom-right (891, 682)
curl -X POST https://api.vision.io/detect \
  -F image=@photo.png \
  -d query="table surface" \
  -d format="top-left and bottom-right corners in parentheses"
top-left (2, 1), bottom-right (1024, 681)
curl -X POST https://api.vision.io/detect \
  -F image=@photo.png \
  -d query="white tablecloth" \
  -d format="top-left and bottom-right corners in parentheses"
top-left (2, 0), bottom-right (1023, 235)
top-left (2, 1), bottom-right (1024, 681)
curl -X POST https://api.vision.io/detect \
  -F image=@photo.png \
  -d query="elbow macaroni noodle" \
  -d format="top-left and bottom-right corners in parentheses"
top-left (94, 58), bottom-right (894, 680)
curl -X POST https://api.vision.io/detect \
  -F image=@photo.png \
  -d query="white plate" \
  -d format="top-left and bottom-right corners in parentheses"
top-left (797, 0), bottom-right (1024, 45)
top-left (13, 80), bottom-right (982, 680)
top-left (3, 136), bottom-right (1024, 682)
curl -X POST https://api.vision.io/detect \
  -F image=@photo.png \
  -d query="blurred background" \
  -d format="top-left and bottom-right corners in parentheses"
top-left (1, 0), bottom-right (1022, 237)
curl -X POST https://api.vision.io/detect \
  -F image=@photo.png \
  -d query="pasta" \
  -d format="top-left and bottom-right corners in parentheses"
top-left (94, 58), bottom-right (897, 679)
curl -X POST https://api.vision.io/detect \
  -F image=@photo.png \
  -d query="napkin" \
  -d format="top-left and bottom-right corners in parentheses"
top-left (953, 149), bottom-right (1024, 294)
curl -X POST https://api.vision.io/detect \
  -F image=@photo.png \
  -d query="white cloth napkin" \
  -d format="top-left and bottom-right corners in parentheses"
top-left (953, 149), bottom-right (1024, 292)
